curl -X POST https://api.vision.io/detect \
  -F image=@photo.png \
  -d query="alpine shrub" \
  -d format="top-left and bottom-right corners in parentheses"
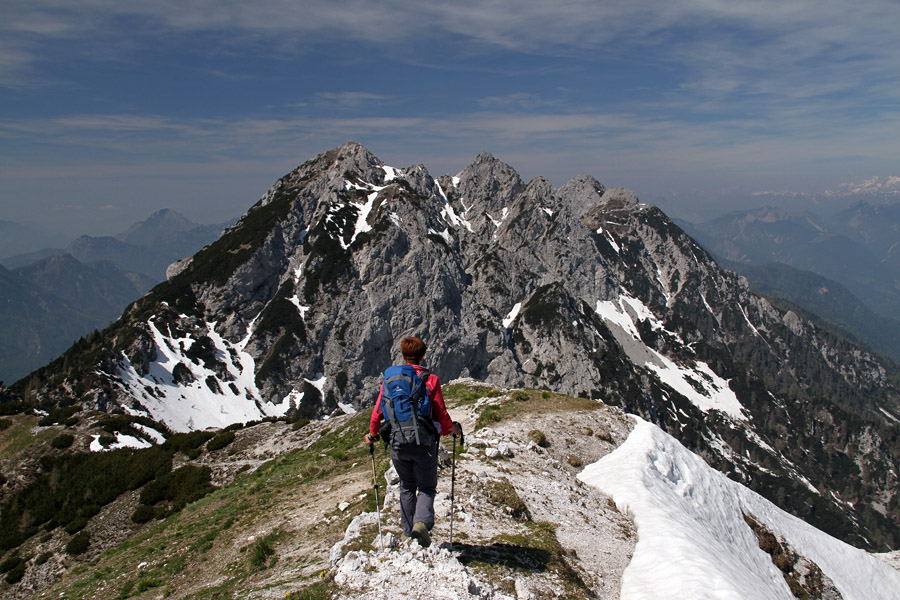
top-left (163, 431), bottom-right (215, 455)
top-left (139, 465), bottom-right (215, 511)
top-left (249, 534), bottom-right (276, 569)
top-left (131, 505), bottom-right (155, 524)
top-left (0, 554), bottom-right (21, 573)
top-left (206, 431), bottom-right (235, 452)
top-left (528, 430), bottom-right (549, 448)
top-left (4, 561), bottom-right (25, 584)
top-left (65, 531), bottom-right (90, 555)
top-left (50, 433), bottom-right (75, 449)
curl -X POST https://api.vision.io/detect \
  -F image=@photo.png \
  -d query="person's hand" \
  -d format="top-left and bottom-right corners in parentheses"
top-left (451, 422), bottom-right (463, 437)
top-left (365, 433), bottom-right (379, 445)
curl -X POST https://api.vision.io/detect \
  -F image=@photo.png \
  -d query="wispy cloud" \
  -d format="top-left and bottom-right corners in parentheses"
top-left (314, 92), bottom-right (398, 109)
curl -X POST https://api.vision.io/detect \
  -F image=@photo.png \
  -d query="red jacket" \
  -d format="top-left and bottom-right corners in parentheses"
top-left (369, 365), bottom-right (454, 437)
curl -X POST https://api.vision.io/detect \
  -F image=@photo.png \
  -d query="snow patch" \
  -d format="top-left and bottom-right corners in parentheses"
top-left (606, 232), bottom-right (620, 253)
top-left (427, 227), bottom-right (452, 245)
top-left (89, 432), bottom-right (152, 452)
top-left (115, 318), bottom-right (292, 432)
top-left (289, 295), bottom-right (310, 320)
top-left (503, 302), bottom-right (522, 329)
top-left (579, 417), bottom-right (900, 600)
top-left (381, 165), bottom-right (399, 182)
top-left (134, 423), bottom-right (166, 444)
top-left (595, 295), bottom-right (744, 420)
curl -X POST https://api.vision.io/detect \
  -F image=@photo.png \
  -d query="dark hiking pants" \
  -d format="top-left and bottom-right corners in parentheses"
top-left (390, 442), bottom-right (439, 537)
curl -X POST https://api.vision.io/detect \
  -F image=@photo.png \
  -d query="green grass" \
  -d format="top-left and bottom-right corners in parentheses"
top-left (248, 532), bottom-right (278, 570)
top-left (457, 521), bottom-right (590, 599)
top-left (37, 412), bottom-right (379, 600)
top-left (474, 389), bottom-right (599, 430)
top-left (442, 383), bottom-right (503, 404)
top-left (0, 416), bottom-right (55, 458)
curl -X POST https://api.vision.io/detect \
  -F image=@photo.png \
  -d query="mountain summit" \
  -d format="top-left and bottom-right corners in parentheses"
top-left (16, 142), bottom-right (900, 550)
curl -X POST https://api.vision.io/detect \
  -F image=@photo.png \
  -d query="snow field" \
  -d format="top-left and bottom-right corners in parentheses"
top-left (116, 318), bottom-right (293, 432)
top-left (579, 417), bottom-right (900, 600)
top-left (594, 294), bottom-right (745, 420)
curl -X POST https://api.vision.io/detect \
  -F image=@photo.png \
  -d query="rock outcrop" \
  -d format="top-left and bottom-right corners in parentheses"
top-left (16, 142), bottom-right (900, 550)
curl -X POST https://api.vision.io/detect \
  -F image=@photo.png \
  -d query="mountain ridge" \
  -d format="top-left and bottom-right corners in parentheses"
top-left (11, 142), bottom-right (900, 551)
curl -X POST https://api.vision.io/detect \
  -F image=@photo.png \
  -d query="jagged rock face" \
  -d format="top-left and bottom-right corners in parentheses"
top-left (21, 142), bottom-right (900, 550)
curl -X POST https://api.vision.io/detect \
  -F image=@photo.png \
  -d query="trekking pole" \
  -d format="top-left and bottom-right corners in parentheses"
top-left (449, 433), bottom-right (457, 548)
top-left (449, 426), bottom-right (463, 548)
top-left (369, 442), bottom-right (385, 552)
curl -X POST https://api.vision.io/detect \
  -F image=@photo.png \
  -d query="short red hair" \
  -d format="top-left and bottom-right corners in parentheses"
top-left (401, 337), bottom-right (427, 364)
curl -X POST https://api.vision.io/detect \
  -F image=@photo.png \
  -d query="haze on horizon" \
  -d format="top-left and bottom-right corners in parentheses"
top-left (2, 0), bottom-right (899, 241)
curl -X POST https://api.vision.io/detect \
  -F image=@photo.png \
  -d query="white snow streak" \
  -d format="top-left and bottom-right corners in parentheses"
top-left (116, 318), bottom-right (291, 432)
top-left (595, 295), bottom-right (744, 420)
top-left (579, 417), bottom-right (900, 600)
top-left (503, 302), bottom-right (522, 329)
top-left (89, 433), bottom-right (152, 452)
top-left (606, 232), bottom-right (620, 253)
top-left (381, 165), bottom-right (398, 182)
top-left (289, 294), bottom-right (310, 320)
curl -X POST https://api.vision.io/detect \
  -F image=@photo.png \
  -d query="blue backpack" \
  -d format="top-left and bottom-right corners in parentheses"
top-left (380, 365), bottom-right (437, 449)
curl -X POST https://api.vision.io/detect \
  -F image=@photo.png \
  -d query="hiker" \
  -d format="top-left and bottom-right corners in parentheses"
top-left (365, 336), bottom-right (462, 547)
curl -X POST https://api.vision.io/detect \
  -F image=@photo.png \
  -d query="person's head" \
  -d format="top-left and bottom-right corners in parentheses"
top-left (401, 337), bottom-right (427, 365)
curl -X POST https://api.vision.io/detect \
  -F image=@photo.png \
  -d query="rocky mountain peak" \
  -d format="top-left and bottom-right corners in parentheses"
top-left (116, 209), bottom-right (196, 245)
top-left (17, 142), bottom-right (900, 551)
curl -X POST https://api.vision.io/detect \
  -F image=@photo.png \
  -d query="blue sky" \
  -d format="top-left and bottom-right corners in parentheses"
top-left (2, 0), bottom-right (900, 239)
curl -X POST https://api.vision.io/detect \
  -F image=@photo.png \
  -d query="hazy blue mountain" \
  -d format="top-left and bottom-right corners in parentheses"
top-left (16, 143), bottom-right (900, 551)
top-left (679, 207), bottom-right (900, 321)
top-left (0, 210), bottom-right (230, 383)
top-left (0, 262), bottom-right (107, 386)
top-left (828, 202), bottom-right (900, 272)
top-left (722, 260), bottom-right (900, 362)
top-left (0, 220), bottom-right (63, 261)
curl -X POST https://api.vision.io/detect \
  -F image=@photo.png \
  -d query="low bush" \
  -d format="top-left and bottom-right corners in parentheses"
top-left (50, 433), bottom-right (75, 449)
top-left (131, 505), bottom-right (155, 524)
top-left (4, 561), bottom-right (25, 584)
top-left (35, 552), bottom-right (52, 566)
top-left (37, 405), bottom-right (80, 427)
top-left (249, 534), bottom-right (277, 570)
top-left (66, 531), bottom-right (90, 555)
top-left (139, 465), bottom-right (215, 512)
top-left (163, 431), bottom-right (215, 456)
top-left (0, 447), bottom-right (171, 551)
top-left (206, 431), bottom-right (235, 452)
top-left (64, 516), bottom-right (88, 534)
top-left (510, 390), bottom-right (529, 402)
top-left (476, 405), bottom-right (502, 429)
top-left (0, 554), bottom-right (21, 573)
top-left (528, 430), bottom-right (549, 448)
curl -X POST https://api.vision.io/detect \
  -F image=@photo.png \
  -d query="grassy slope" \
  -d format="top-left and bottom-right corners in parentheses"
top-left (28, 412), bottom-right (380, 600)
top-left (19, 383), bottom-right (622, 600)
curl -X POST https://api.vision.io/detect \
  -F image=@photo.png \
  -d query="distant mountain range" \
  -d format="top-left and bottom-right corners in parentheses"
top-left (15, 143), bottom-right (900, 552)
top-left (0, 220), bottom-right (63, 260)
top-left (678, 203), bottom-right (900, 360)
top-left (0, 210), bottom-right (233, 384)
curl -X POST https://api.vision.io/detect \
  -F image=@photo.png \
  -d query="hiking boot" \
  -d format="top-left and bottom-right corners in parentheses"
top-left (411, 521), bottom-right (431, 548)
